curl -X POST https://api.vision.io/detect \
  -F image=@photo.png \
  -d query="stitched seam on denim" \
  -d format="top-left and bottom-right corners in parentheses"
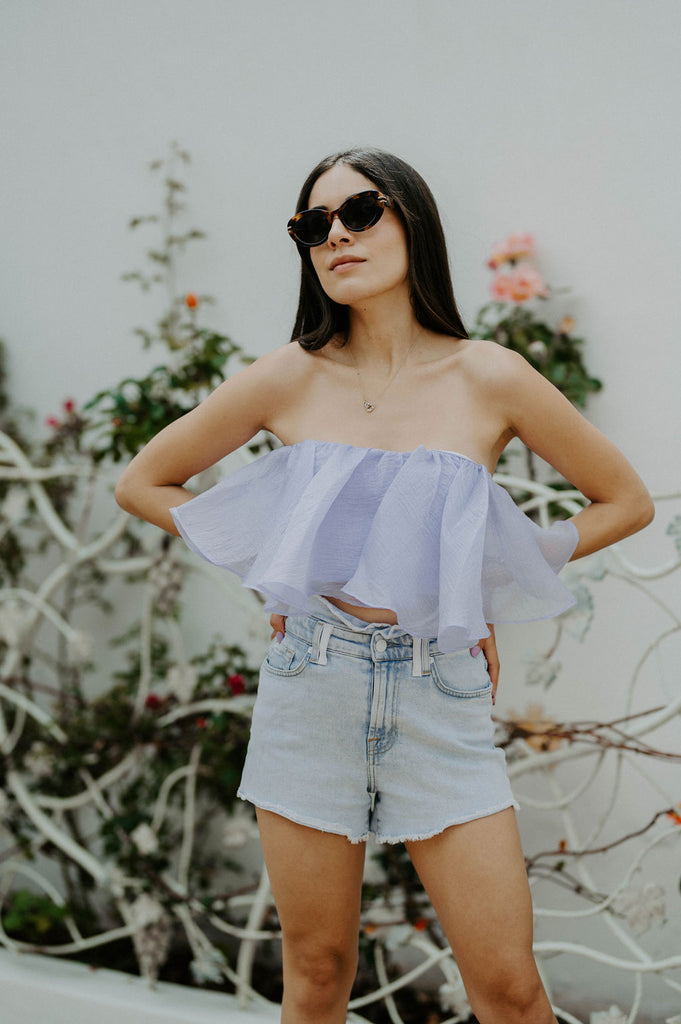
top-left (282, 629), bottom-right (372, 663)
top-left (262, 650), bottom-right (311, 677)
top-left (285, 626), bottom-right (426, 660)
top-left (380, 669), bottom-right (400, 754)
top-left (367, 662), bottom-right (401, 757)
top-left (263, 643), bottom-right (294, 673)
top-left (430, 659), bottom-right (492, 698)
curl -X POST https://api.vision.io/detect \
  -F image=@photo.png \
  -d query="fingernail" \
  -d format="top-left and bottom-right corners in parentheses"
top-left (470, 645), bottom-right (481, 657)
top-left (275, 631), bottom-right (284, 643)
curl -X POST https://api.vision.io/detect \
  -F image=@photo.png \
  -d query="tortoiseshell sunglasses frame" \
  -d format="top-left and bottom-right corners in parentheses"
top-left (287, 190), bottom-right (393, 247)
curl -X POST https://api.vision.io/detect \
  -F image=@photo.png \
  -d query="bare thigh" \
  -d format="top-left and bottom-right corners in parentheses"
top-left (256, 808), bottom-right (366, 953)
top-left (406, 808), bottom-right (545, 1006)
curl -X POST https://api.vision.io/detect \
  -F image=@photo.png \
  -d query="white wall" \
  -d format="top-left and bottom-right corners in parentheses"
top-left (2, 1), bottom-right (680, 1018)
top-left (2, 0), bottom-right (680, 492)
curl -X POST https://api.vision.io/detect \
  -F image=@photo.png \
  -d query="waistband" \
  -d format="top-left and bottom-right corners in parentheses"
top-left (283, 596), bottom-right (438, 677)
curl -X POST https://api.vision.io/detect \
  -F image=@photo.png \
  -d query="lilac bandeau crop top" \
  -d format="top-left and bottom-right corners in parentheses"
top-left (170, 438), bottom-right (579, 653)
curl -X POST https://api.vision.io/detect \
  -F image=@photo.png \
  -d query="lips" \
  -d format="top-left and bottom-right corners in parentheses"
top-left (329, 256), bottom-right (365, 271)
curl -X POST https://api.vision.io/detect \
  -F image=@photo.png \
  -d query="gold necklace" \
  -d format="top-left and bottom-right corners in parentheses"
top-left (347, 341), bottom-right (416, 413)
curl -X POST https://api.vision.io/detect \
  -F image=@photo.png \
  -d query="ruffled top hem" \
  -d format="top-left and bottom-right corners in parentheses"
top-left (171, 439), bottom-right (579, 652)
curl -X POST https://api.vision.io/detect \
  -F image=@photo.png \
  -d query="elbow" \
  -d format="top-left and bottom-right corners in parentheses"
top-left (114, 473), bottom-right (136, 516)
top-left (638, 493), bottom-right (656, 530)
top-left (627, 490), bottom-right (655, 535)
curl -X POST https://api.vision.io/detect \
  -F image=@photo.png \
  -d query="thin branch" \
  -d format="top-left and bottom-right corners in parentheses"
top-left (526, 808), bottom-right (677, 868)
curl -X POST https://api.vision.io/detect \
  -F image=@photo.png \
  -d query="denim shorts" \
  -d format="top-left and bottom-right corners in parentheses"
top-left (237, 596), bottom-right (519, 844)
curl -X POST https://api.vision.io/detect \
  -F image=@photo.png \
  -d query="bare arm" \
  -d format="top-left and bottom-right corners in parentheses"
top-left (490, 347), bottom-right (654, 559)
top-left (114, 345), bottom-right (293, 534)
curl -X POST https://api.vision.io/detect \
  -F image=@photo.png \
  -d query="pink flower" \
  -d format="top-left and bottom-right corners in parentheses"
top-left (45, 415), bottom-right (60, 429)
top-left (490, 265), bottom-right (548, 304)
top-left (487, 233), bottom-right (535, 269)
top-left (508, 264), bottom-right (548, 302)
top-left (63, 398), bottom-right (76, 414)
top-left (490, 274), bottom-right (515, 301)
top-left (487, 242), bottom-right (511, 270)
top-left (505, 232), bottom-right (535, 261)
top-left (227, 673), bottom-right (245, 696)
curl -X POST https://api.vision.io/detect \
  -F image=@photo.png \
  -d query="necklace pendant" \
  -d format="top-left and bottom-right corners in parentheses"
top-left (363, 401), bottom-right (376, 413)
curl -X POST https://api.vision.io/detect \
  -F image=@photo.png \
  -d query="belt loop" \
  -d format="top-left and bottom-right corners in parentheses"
top-left (422, 638), bottom-right (431, 674)
top-left (412, 636), bottom-right (421, 676)
top-left (411, 637), bottom-right (430, 676)
top-left (312, 621), bottom-right (334, 665)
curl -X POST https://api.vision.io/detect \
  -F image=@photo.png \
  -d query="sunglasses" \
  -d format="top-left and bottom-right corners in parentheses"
top-left (287, 190), bottom-right (393, 247)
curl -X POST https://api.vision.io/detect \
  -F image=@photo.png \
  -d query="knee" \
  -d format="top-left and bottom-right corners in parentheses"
top-left (285, 940), bottom-right (358, 1001)
top-left (475, 963), bottom-right (552, 1023)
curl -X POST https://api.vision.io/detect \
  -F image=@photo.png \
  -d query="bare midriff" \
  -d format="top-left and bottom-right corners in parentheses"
top-left (321, 594), bottom-right (398, 625)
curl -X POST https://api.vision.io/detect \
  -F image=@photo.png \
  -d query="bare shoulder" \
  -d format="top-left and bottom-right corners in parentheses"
top-left (447, 338), bottom-right (653, 535)
top-left (454, 337), bottom-right (530, 390)
top-left (212, 340), bottom-right (316, 410)
top-left (242, 339), bottom-right (319, 387)
top-left (230, 340), bottom-right (329, 436)
top-left (241, 339), bottom-right (307, 376)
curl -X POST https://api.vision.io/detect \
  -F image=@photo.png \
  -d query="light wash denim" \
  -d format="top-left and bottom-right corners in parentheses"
top-left (237, 596), bottom-right (519, 844)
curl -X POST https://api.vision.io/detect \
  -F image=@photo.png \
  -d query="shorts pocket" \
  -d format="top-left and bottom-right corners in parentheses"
top-left (263, 632), bottom-right (311, 677)
top-left (430, 649), bottom-right (492, 699)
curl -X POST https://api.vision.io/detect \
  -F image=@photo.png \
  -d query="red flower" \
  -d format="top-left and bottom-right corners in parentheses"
top-left (46, 415), bottom-right (60, 429)
top-left (196, 716), bottom-right (208, 729)
top-left (185, 293), bottom-right (198, 309)
top-left (144, 693), bottom-right (162, 710)
top-left (227, 673), bottom-right (246, 696)
top-left (63, 398), bottom-right (76, 414)
top-left (413, 917), bottom-right (428, 931)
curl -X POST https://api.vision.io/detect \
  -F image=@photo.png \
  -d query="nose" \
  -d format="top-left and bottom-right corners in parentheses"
top-left (326, 213), bottom-right (350, 246)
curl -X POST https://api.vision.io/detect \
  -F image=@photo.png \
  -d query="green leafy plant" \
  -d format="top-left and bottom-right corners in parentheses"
top-left (474, 232), bottom-right (602, 483)
top-left (83, 141), bottom-right (252, 463)
top-left (3, 150), bottom-right (675, 1024)
top-left (474, 231), bottom-right (602, 408)
top-left (1, 889), bottom-right (70, 943)
top-left (0, 146), bottom-right (265, 980)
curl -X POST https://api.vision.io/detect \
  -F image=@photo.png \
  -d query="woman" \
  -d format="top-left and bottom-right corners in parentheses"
top-left (115, 148), bottom-right (654, 1024)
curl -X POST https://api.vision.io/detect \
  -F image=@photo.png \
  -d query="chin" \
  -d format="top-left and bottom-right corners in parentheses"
top-left (325, 279), bottom-right (394, 305)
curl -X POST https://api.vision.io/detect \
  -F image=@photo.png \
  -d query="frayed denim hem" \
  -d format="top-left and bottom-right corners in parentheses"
top-left (374, 798), bottom-right (521, 845)
top-left (237, 789), bottom-right (371, 844)
top-left (238, 789), bottom-right (519, 846)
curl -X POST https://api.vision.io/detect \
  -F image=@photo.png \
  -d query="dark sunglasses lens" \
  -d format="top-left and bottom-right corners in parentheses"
top-left (289, 192), bottom-right (386, 245)
top-left (341, 193), bottom-right (382, 231)
top-left (292, 210), bottom-right (329, 245)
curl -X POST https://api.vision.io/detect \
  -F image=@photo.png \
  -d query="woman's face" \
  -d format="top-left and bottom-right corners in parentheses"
top-left (306, 164), bottom-right (409, 308)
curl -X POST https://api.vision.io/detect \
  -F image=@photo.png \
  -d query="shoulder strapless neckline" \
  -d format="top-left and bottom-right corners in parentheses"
top-left (277, 439), bottom-right (491, 474)
top-left (170, 437), bottom-right (578, 652)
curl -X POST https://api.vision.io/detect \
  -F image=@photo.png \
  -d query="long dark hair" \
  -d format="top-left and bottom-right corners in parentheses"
top-left (289, 147), bottom-right (469, 350)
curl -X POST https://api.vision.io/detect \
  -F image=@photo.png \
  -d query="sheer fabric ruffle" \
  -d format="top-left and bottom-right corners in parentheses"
top-left (170, 439), bottom-right (579, 652)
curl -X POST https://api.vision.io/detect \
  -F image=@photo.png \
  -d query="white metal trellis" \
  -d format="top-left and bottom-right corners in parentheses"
top-left (1, 430), bottom-right (680, 1024)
